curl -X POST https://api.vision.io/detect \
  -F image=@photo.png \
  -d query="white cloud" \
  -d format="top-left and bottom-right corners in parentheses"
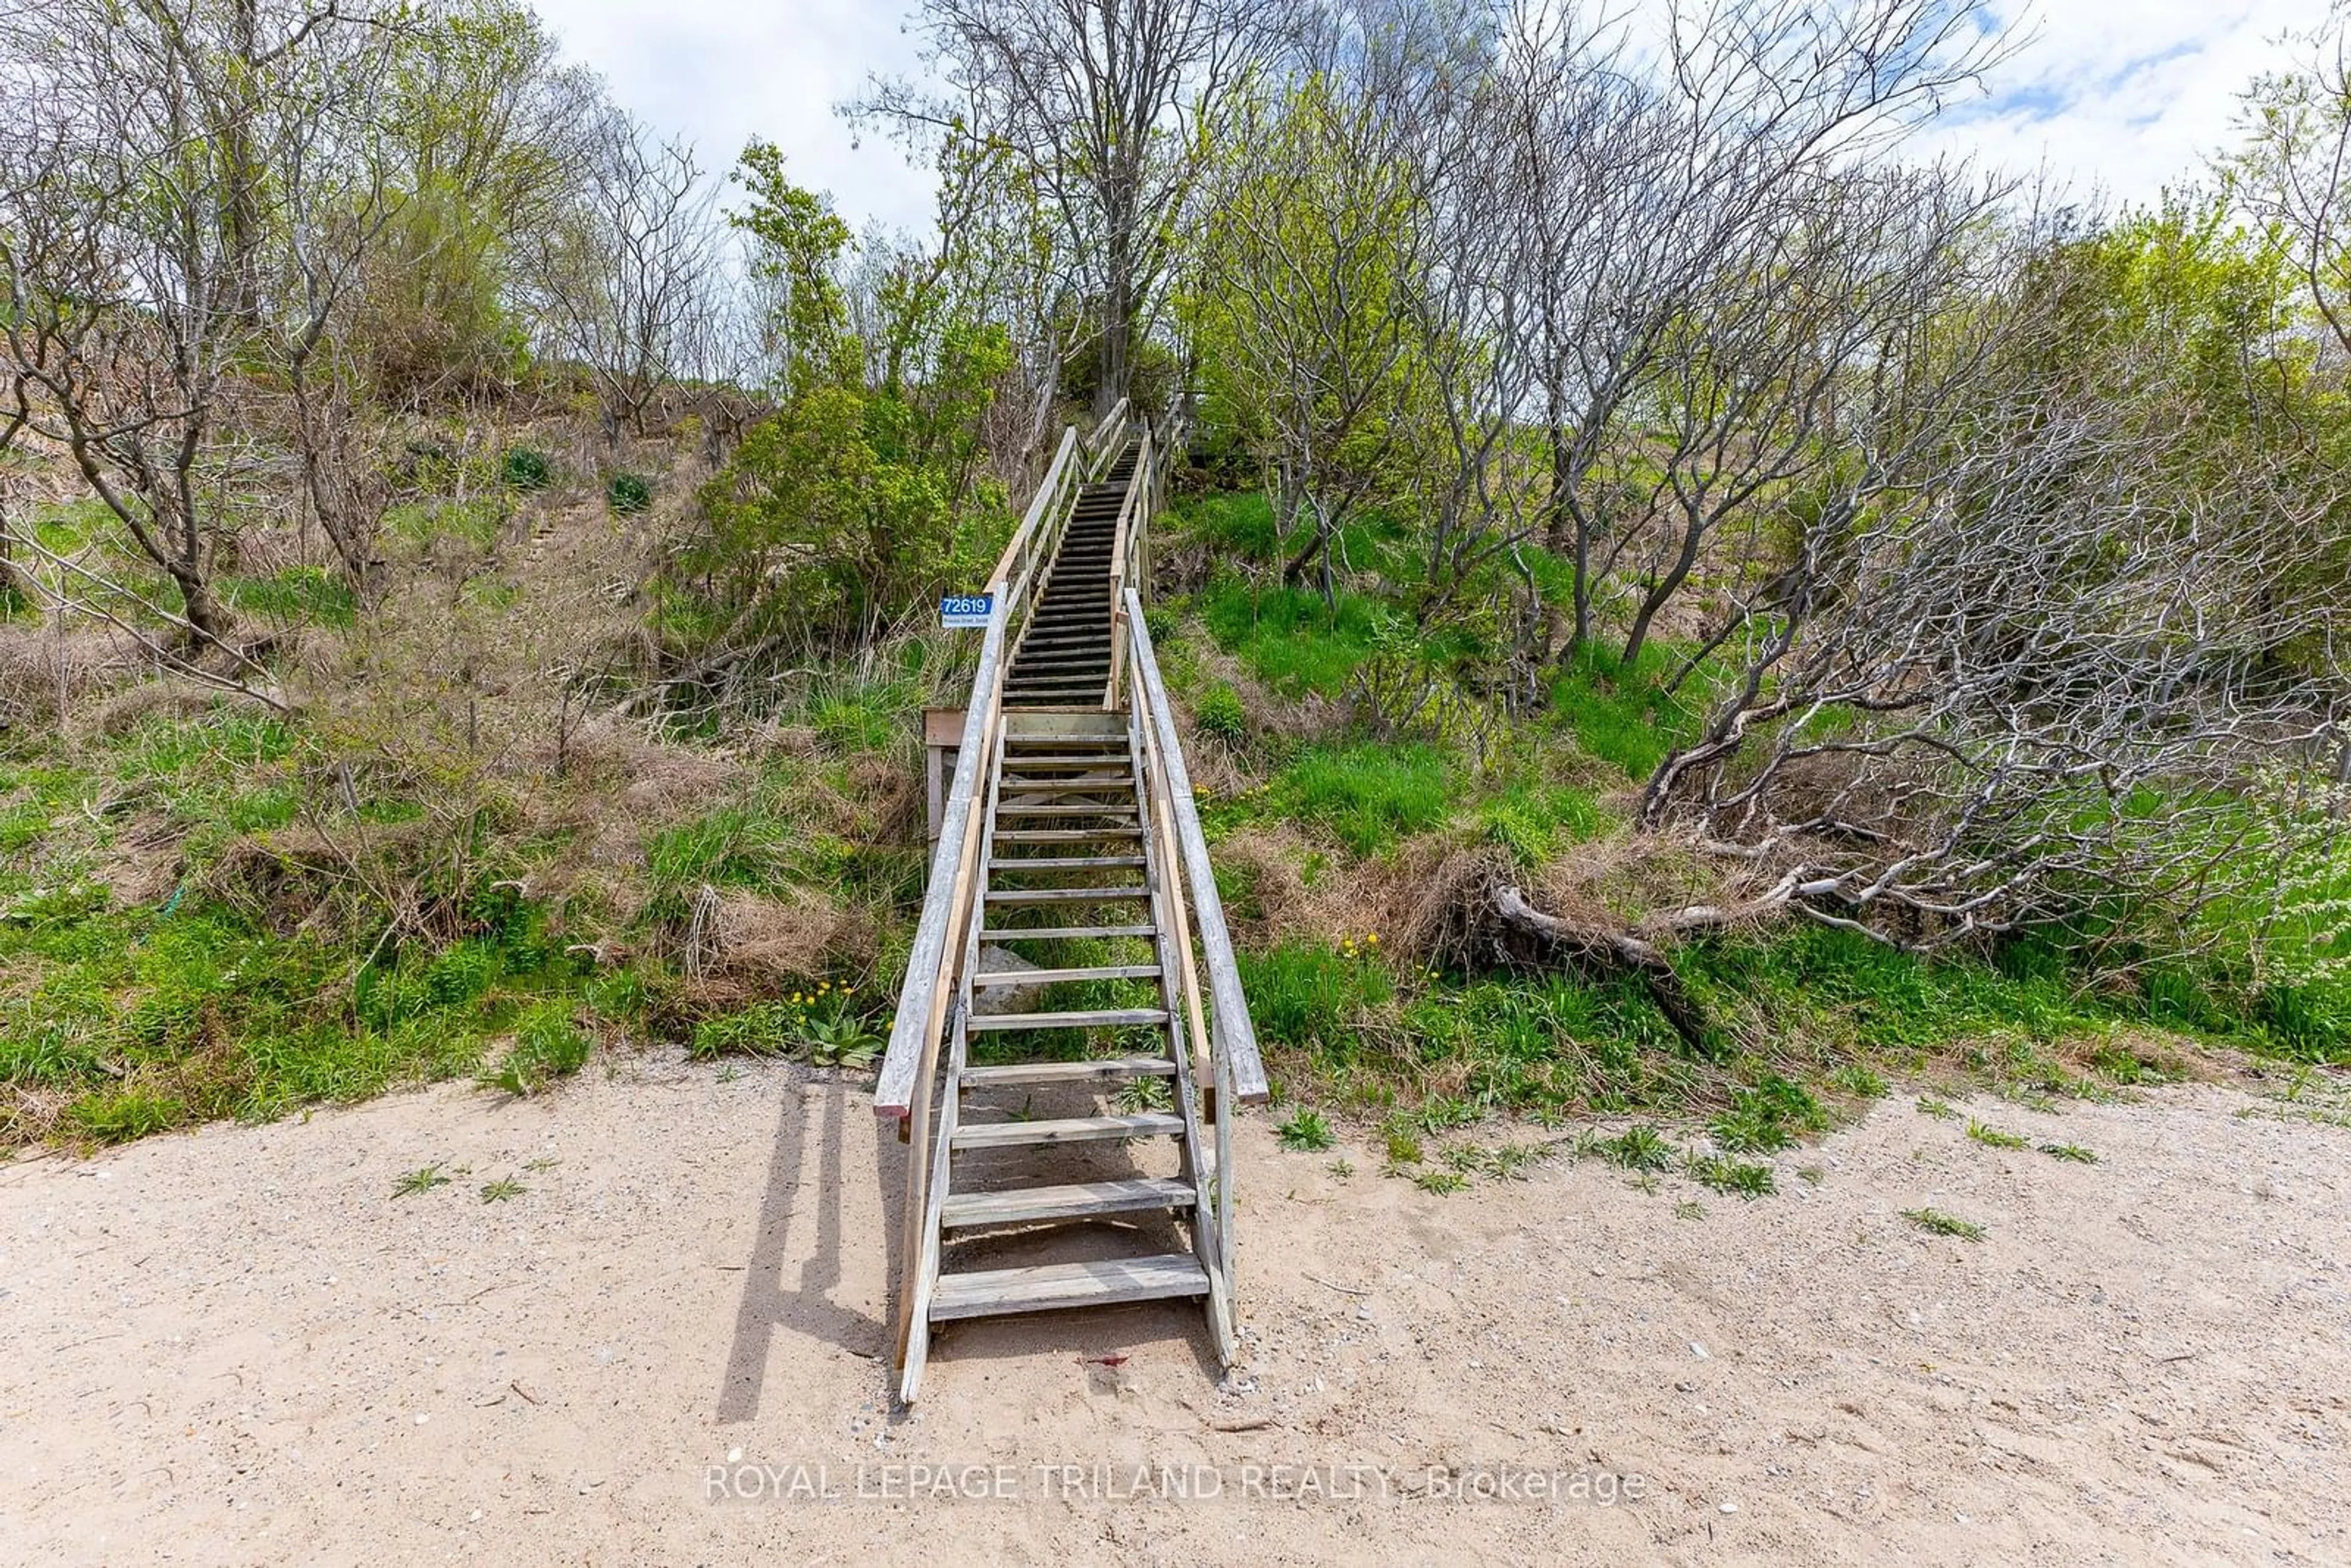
top-left (529, 0), bottom-right (934, 234)
top-left (528, 0), bottom-right (2318, 228)
top-left (1924, 1), bottom-right (2315, 208)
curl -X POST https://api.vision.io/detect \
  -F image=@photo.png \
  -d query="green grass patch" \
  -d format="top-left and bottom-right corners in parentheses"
top-left (1600, 1123), bottom-right (1678, 1170)
top-left (220, 566), bottom-right (356, 626)
top-left (1197, 577), bottom-right (1382, 697)
top-left (1550, 642), bottom-right (1706, 781)
top-left (1276, 1107), bottom-right (1335, 1152)
top-left (479, 1000), bottom-right (591, 1095)
top-left (1966, 1119), bottom-right (2030, 1150)
top-left (2, 880), bottom-right (599, 1146)
top-left (1691, 1153), bottom-right (1776, 1198)
top-left (1267, 742), bottom-right (1451, 855)
top-left (1478, 783), bottom-right (1609, 867)
top-left (1237, 943), bottom-right (1393, 1060)
top-left (1179, 492), bottom-right (1280, 561)
top-left (1903, 1207), bottom-right (1986, 1242)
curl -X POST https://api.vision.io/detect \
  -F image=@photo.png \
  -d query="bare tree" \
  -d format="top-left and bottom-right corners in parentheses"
top-left (1636, 242), bottom-right (2351, 961)
top-left (1504, 0), bottom-right (2012, 659)
top-left (0, 0), bottom-right (398, 646)
top-left (2228, 1), bottom-right (2351, 356)
top-left (854, 0), bottom-right (1281, 413)
top-left (521, 113), bottom-right (723, 448)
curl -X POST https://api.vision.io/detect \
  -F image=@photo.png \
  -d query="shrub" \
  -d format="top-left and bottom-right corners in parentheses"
top-left (607, 471), bottom-right (653, 515)
top-left (501, 447), bottom-right (552, 490)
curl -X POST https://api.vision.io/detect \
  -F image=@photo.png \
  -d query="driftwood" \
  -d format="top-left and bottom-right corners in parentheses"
top-left (1476, 880), bottom-right (1717, 1053)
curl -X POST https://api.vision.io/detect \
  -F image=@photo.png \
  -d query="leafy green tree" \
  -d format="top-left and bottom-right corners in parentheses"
top-left (670, 150), bottom-right (1011, 662)
top-left (1182, 71), bottom-right (1434, 602)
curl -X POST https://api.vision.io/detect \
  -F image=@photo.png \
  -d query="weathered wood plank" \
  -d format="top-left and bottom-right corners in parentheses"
top-left (980, 923), bottom-right (1157, 940)
top-left (992, 828), bottom-right (1145, 843)
top-left (963, 1006), bottom-right (1168, 1032)
top-left (956, 1056), bottom-right (1176, 1087)
top-left (1125, 586), bottom-right (1269, 1106)
top-left (983, 886), bottom-right (1151, 904)
top-left (941, 1178), bottom-right (1194, 1229)
top-left (970, 962), bottom-right (1162, 986)
top-left (950, 1111), bottom-right (1184, 1149)
top-left (930, 1254), bottom-right (1207, 1320)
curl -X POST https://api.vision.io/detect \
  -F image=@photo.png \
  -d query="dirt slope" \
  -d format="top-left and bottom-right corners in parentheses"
top-left (3, 1057), bottom-right (2346, 1566)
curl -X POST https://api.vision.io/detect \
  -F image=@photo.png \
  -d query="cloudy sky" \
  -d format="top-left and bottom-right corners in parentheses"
top-left (528, 0), bottom-right (2323, 234)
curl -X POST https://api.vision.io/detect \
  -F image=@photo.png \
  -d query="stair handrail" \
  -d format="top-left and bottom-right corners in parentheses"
top-left (1121, 586), bottom-right (1269, 1115)
top-left (1102, 425), bottom-right (1152, 708)
top-left (876, 421), bottom-right (1087, 1364)
top-left (877, 424), bottom-right (1080, 1125)
top-left (1120, 583), bottom-right (1267, 1305)
top-left (1082, 396), bottom-right (1131, 478)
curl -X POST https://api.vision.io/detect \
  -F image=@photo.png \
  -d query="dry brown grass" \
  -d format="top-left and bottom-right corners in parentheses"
top-left (0, 624), bottom-right (129, 726)
top-left (705, 887), bottom-right (874, 983)
top-left (1213, 823), bottom-right (1454, 957)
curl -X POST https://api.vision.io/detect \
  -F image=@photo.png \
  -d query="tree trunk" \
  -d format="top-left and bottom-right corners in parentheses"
top-left (1098, 218), bottom-right (1134, 415)
top-left (174, 566), bottom-right (232, 648)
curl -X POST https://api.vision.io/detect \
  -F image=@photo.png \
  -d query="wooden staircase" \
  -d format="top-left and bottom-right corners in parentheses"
top-left (1002, 444), bottom-right (1137, 707)
top-left (874, 404), bottom-right (1267, 1402)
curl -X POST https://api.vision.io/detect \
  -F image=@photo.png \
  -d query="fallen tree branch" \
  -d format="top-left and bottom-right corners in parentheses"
top-left (1480, 881), bottom-right (1719, 1054)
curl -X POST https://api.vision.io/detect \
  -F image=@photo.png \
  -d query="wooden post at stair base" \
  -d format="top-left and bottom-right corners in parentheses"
top-left (923, 708), bottom-right (965, 841)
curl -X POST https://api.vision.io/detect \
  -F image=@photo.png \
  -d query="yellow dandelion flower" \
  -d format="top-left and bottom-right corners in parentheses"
top-left (1365, 932), bottom-right (1380, 946)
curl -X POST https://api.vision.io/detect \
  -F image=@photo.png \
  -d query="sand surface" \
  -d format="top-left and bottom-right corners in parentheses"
top-left (3, 1055), bottom-right (2347, 1566)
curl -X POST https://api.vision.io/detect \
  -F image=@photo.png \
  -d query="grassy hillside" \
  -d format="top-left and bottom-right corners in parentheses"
top-left (4, 445), bottom-right (2344, 1159)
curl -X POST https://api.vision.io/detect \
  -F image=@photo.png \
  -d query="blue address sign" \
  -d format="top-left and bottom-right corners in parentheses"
top-left (940, 593), bottom-right (994, 628)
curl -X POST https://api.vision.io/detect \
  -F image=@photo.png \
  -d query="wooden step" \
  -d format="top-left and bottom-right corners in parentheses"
top-left (994, 754), bottom-right (1128, 767)
top-left (984, 886), bottom-right (1150, 904)
top-left (950, 1109), bottom-right (1184, 1146)
top-left (956, 1056), bottom-right (1176, 1087)
top-left (941, 1177), bottom-right (1194, 1228)
top-left (970, 962), bottom-right (1163, 986)
top-left (964, 1005), bottom-right (1168, 1032)
top-left (929, 1255), bottom-right (1210, 1321)
top-left (994, 779), bottom-right (1132, 794)
top-left (992, 828), bottom-right (1143, 844)
top-left (981, 923), bottom-right (1157, 940)
top-left (995, 793), bottom-right (1130, 808)
top-left (994, 805), bottom-right (1137, 819)
top-left (985, 853), bottom-right (1146, 870)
